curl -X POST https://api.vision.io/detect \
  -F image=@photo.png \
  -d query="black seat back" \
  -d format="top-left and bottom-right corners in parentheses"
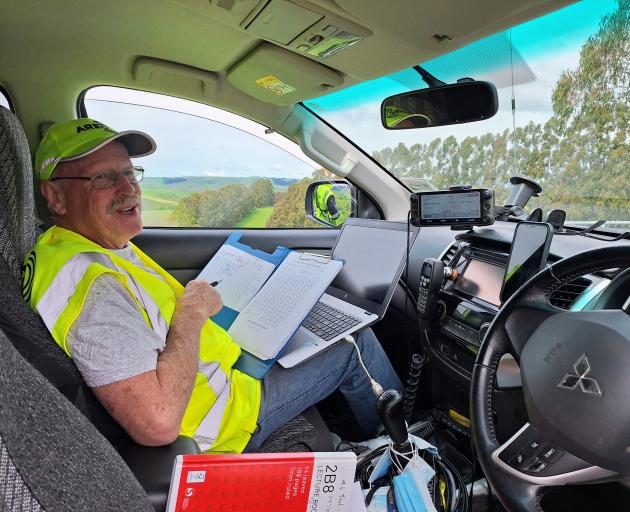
top-left (0, 106), bottom-right (128, 440)
top-left (0, 327), bottom-right (154, 511)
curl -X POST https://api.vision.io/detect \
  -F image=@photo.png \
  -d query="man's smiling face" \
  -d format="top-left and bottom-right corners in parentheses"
top-left (42, 141), bottom-right (143, 248)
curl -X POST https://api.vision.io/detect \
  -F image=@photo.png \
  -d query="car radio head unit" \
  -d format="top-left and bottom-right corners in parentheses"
top-left (410, 188), bottom-right (495, 227)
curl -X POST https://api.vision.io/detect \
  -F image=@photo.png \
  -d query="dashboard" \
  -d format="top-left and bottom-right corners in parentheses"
top-left (384, 220), bottom-right (629, 440)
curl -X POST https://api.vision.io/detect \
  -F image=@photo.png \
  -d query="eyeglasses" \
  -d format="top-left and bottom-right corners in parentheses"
top-left (50, 166), bottom-right (144, 190)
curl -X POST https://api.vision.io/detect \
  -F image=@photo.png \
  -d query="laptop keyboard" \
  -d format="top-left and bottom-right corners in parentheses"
top-left (302, 301), bottom-right (362, 340)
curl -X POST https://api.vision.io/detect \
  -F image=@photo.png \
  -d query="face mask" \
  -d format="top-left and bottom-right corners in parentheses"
top-left (368, 435), bottom-right (438, 512)
top-left (392, 454), bottom-right (437, 512)
top-left (369, 435), bottom-right (437, 484)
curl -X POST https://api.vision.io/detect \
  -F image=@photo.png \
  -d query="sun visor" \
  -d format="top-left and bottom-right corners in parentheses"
top-left (132, 58), bottom-right (219, 99)
top-left (226, 44), bottom-right (343, 106)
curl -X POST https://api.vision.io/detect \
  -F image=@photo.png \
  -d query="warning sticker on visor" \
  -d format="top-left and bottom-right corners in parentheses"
top-left (255, 75), bottom-right (296, 96)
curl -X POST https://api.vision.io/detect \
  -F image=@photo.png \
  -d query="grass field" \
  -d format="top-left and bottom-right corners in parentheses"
top-left (234, 207), bottom-right (274, 228)
top-left (142, 209), bottom-right (176, 227)
top-left (143, 206), bottom-right (276, 228)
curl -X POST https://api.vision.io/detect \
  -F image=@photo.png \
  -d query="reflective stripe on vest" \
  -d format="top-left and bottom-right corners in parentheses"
top-left (196, 362), bottom-right (231, 451)
top-left (36, 252), bottom-right (168, 342)
top-left (36, 252), bottom-right (105, 334)
top-left (110, 261), bottom-right (169, 341)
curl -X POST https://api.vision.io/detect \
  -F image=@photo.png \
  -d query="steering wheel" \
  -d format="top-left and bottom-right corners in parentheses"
top-left (471, 246), bottom-right (630, 512)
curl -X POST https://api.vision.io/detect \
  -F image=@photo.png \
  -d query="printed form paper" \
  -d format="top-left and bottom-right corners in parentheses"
top-left (197, 244), bottom-right (275, 311)
top-left (228, 252), bottom-right (343, 360)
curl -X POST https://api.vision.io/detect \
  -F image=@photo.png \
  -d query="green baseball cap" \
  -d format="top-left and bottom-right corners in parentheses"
top-left (35, 118), bottom-right (156, 181)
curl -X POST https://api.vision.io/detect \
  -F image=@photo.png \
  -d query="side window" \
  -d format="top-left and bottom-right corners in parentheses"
top-left (82, 87), bottom-right (351, 228)
top-left (0, 87), bottom-right (13, 111)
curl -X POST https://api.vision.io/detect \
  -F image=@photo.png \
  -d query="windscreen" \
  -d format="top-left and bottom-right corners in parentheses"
top-left (304, 0), bottom-right (628, 229)
top-left (330, 224), bottom-right (409, 306)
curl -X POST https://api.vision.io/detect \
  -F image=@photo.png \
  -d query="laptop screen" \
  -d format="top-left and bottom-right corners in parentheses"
top-left (327, 218), bottom-right (418, 317)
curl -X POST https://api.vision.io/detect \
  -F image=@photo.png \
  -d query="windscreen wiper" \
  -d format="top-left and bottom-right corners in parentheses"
top-left (556, 220), bottom-right (630, 241)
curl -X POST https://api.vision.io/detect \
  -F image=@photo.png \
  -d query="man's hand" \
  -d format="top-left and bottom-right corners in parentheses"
top-left (92, 279), bottom-right (223, 447)
top-left (175, 280), bottom-right (223, 328)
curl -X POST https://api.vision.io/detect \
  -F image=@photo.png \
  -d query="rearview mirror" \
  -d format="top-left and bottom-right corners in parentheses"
top-left (381, 81), bottom-right (498, 129)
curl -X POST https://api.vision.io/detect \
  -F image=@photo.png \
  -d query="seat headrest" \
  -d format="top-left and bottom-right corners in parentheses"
top-left (0, 106), bottom-right (41, 284)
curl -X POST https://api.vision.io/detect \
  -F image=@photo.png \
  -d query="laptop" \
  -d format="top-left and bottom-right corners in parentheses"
top-left (277, 218), bottom-right (419, 368)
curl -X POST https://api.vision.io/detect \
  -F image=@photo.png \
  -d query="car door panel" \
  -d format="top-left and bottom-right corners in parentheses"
top-left (133, 228), bottom-right (339, 285)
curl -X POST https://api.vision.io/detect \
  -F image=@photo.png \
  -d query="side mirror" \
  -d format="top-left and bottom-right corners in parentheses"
top-left (305, 180), bottom-right (354, 227)
top-left (381, 81), bottom-right (498, 129)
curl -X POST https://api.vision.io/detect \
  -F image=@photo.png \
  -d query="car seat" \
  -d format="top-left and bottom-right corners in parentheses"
top-left (0, 326), bottom-right (155, 511)
top-left (0, 105), bottom-right (333, 508)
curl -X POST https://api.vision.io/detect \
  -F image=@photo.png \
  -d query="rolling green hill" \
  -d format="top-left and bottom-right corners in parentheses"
top-left (142, 176), bottom-right (295, 194)
top-left (140, 176), bottom-right (298, 227)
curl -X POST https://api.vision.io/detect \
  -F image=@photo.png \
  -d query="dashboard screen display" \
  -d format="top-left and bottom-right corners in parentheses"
top-left (454, 259), bottom-right (504, 306)
top-left (421, 191), bottom-right (481, 220)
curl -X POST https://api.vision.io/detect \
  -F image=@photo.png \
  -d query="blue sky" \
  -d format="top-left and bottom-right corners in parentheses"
top-left (87, 0), bottom-right (618, 178)
top-left (86, 99), bottom-right (318, 179)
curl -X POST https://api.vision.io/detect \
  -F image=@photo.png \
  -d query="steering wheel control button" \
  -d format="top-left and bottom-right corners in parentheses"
top-left (523, 457), bottom-right (548, 474)
top-left (540, 444), bottom-right (564, 465)
top-left (527, 439), bottom-right (541, 451)
top-left (509, 451), bottom-right (534, 470)
top-left (498, 425), bottom-right (538, 465)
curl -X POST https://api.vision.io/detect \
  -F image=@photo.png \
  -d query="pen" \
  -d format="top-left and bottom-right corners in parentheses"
top-left (209, 280), bottom-right (221, 287)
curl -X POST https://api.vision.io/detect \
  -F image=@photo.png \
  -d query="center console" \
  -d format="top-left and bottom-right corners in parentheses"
top-left (428, 244), bottom-right (505, 375)
top-left (420, 241), bottom-right (517, 435)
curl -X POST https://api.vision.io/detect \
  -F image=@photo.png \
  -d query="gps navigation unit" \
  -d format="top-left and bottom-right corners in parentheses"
top-left (410, 188), bottom-right (495, 227)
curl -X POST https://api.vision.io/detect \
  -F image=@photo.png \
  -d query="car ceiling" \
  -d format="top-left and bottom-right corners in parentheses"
top-left (1, 0), bottom-right (575, 146)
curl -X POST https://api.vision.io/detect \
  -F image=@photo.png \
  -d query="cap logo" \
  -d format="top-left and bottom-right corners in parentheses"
top-left (40, 156), bottom-right (60, 174)
top-left (76, 122), bottom-right (116, 134)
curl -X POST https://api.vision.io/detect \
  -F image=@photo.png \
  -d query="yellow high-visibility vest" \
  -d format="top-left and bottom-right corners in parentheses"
top-left (23, 226), bottom-right (260, 453)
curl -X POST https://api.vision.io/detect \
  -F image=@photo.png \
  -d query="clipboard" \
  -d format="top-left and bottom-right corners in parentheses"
top-left (201, 233), bottom-right (341, 379)
top-left (209, 232), bottom-right (290, 331)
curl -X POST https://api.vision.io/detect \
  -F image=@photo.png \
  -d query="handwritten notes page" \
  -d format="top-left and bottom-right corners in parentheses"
top-left (228, 252), bottom-right (343, 360)
top-left (197, 244), bottom-right (275, 311)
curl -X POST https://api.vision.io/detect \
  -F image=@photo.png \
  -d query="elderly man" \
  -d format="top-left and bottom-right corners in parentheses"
top-left (24, 118), bottom-right (403, 453)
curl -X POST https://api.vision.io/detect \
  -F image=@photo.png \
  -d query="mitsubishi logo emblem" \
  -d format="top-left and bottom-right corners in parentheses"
top-left (558, 354), bottom-right (602, 397)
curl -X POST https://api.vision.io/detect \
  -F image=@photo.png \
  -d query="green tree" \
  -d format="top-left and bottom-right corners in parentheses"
top-left (170, 184), bottom-right (254, 227)
top-left (266, 178), bottom-right (320, 228)
top-left (249, 178), bottom-right (275, 208)
top-left (544, 0), bottom-right (630, 220)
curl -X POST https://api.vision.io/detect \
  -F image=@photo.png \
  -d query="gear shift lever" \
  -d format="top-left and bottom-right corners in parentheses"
top-left (342, 336), bottom-right (413, 471)
top-left (377, 389), bottom-right (413, 472)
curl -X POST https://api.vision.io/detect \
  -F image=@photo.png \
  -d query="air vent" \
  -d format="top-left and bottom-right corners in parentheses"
top-left (441, 244), bottom-right (459, 266)
top-left (512, 407), bottom-right (526, 422)
top-left (549, 277), bottom-right (592, 310)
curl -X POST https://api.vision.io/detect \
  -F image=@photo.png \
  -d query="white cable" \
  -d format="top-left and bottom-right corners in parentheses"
top-left (344, 335), bottom-right (384, 397)
top-left (389, 434), bottom-right (418, 473)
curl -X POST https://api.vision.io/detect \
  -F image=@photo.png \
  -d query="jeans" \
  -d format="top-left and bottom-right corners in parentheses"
top-left (244, 328), bottom-right (403, 451)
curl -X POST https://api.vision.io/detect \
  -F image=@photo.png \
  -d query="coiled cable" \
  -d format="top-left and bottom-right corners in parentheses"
top-left (402, 352), bottom-right (425, 422)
